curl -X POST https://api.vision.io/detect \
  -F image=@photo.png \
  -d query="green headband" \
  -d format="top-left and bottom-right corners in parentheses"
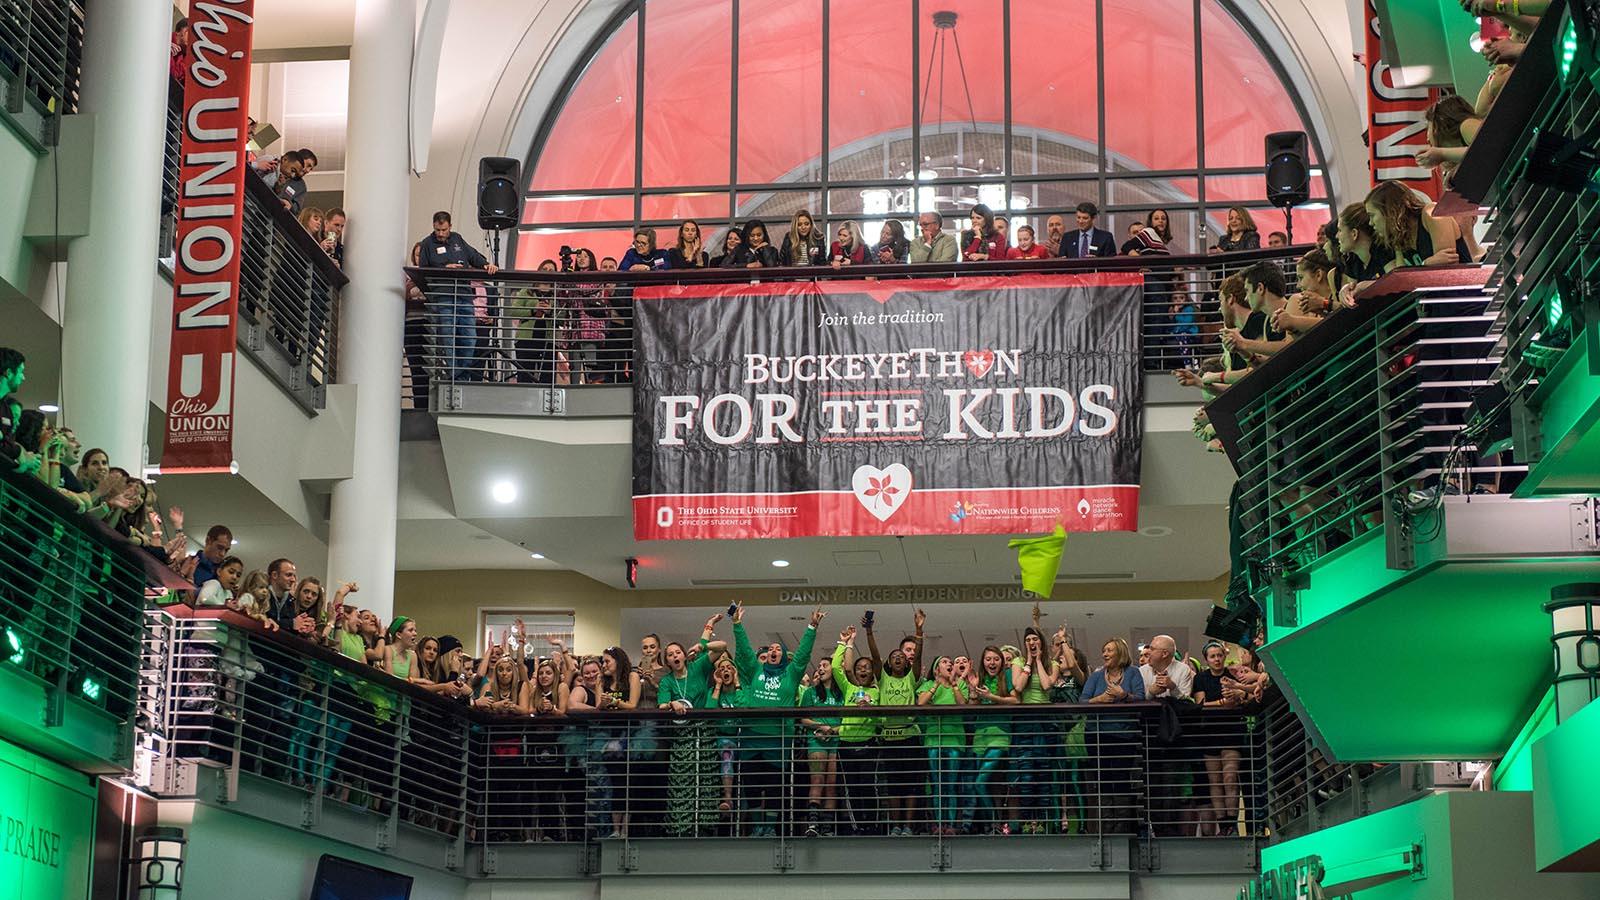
top-left (386, 615), bottom-right (412, 639)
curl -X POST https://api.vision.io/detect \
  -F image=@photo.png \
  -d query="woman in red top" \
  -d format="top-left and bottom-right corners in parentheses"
top-left (961, 204), bottom-right (1007, 261)
top-left (1006, 225), bottom-right (1052, 260)
top-left (829, 221), bottom-right (868, 267)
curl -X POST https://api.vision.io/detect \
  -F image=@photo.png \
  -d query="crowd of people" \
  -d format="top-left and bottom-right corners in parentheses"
top-left (401, 202), bottom-right (1278, 397)
top-left (154, 546), bottom-right (1275, 843)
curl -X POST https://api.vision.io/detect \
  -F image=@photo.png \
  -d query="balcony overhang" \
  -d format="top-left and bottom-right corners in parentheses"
top-left (1259, 495), bottom-right (1598, 762)
top-left (1514, 322), bottom-right (1600, 497)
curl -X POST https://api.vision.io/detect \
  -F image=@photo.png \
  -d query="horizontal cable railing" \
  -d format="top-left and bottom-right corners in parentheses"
top-left (1478, 52), bottom-right (1594, 401)
top-left (0, 468), bottom-right (155, 749)
top-left (159, 78), bottom-right (346, 410)
top-left (401, 247), bottom-right (1303, 410)
top-left (138, 606), bottom-right (1415, 849)
top-left (0, 0), bottom-right (85, 143)
top-left (1204, 266), bottom-right (1516, 577)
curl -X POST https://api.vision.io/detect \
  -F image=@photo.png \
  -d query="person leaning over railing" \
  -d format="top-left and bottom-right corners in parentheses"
top-left (831, 625), bottom-right (880, 836)
top-left (909, 212), bottom-right (957, 263)
top-left (1218, 262), bottom-right (1293, 364)
top-left (619, 228), bottom-right (668, 272)
top-left (1082, 637), bottom-right (1145, 834)
top-left (1365, 180), bottom-right (1471, 274)
top-left (1006, 225), bottom-right (1053, 260)
top-left (710, 226), bottom-right (743, 268)
top-left (738, 220), bottom-right (780, 268)
top-left (778, 211), bottom-right (825, 266)
top-left (1211, 207), bottom-right (1260, 254)
top-left (829, 220), bottom-right (869, 268)
top-left (962, 203), bottom-right (1008, 261)
top-left (668, 220), bottom-right (712, 268)
top-left (476, 643), bottom-right (532, 841)
top-left (1271, 248), bottom-right (1338, 337)
top-left (870, 220), bottom-right (911, 264)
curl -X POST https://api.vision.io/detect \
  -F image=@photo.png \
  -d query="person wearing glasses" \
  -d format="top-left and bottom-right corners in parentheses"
top-left (619, 229), bottom-right (668, 271)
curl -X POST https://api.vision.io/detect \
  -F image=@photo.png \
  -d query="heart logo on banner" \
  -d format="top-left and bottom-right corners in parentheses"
top-left (963, 349), bottom-right (995, 378)
top-left (851, 463), bottom-right (913, 523)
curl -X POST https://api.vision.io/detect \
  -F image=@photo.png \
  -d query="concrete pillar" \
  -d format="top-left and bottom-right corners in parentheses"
top-left (60, 1), bottom-right (170, 468)
top-left (325, 0), bottom-right (415, 619)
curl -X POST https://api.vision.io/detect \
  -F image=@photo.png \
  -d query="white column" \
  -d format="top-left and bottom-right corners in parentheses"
top-left (325, 0), bottom-right (415, 620)
top-left (60, 1), bottom-right (170, 468)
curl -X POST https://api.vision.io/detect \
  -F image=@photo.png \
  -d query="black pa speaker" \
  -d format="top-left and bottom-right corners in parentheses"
top-left (477, 157), bottom-right (522, 231)
top-left (1264, 131), bottom-right (1310, 208)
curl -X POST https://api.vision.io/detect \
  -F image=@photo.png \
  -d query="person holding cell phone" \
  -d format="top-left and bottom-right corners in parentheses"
top-left (831, 624), bottom-right (880, 835)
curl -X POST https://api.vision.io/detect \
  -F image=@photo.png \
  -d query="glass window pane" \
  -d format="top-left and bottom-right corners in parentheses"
top-left (1106, 176), bottom-right (1200, 209)
top-left (1200, 0), bottom-right (1317, 168)
top-left (1103, 0), bottom-right (1198, 172)
top-left (514, 228), bottom-right (637, 270)
top-left (735, 189), bottom-right (826, 231)
top-left (641, 192), bottom-right (731, 221)
top-left (1009, 4), bottom-right (1100, 176)
top-left (522, 194), bottom-right (635, 226)
top-left (917, 2), bottom-right (1004, 180)
top-left (829, 0), bottom-right (914, 175)
top-left (642, 0), bottom-right (733, 188)
top-left (529, 13), bottom-right (638, 192)
top-left (737, 0), bottom-right (823, 184)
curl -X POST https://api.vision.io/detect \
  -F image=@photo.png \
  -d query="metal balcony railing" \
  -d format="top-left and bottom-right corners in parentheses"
top-left (402, 247), bottom-right (1303, 412)
top-left (0, 0), bottom-right (85, 146)
top-left (1204, 267), bottom-right (1518, 579)
top-left (0, 467), bottom-right (152, 743)
top-left (160, 80), bottom-right (345, 410)
top-left (136, 606), bottom-right (1424, 855)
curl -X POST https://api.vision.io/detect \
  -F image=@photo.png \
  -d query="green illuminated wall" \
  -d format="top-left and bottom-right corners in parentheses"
top-left (0, 738), bottom-right (94, 900)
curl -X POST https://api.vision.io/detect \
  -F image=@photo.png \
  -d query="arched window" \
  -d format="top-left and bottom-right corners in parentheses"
top-left (514, 0), bottom-right (1330, 268)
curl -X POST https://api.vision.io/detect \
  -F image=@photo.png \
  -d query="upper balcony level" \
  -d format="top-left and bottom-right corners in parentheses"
top-left (1204, 265), bottom-right (1598, 763)
top-left (1442, 0), bottom-right (1600, 499)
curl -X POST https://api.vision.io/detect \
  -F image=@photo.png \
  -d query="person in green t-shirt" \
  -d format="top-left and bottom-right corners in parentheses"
top-left (798, 657), bottom-right (843, 836)
top-left (708, 653), bottom-right (745, 821)
top-left (917, 655), bottom-right (970, 835)
top-left (657, 613), bottom-right (728, 836)
top-left (966, 644), bottom-right (1019, 833)
top-left (1011, 623), bottom-right (1060, 834)
top-left (831, 627), bottom-right (880, 835)
top-left (730, 604), bottom-right (822, 837)
top-left (844, 608), bottom-right (925, 835)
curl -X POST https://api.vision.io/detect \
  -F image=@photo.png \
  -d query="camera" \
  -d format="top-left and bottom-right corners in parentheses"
top-left (558, 245), bottom-right (574, 272)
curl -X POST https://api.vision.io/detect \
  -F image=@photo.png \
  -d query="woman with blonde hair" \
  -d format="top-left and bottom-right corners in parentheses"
top-left (829, 220), bottom-right (868, 267)
top-left (1082, 637), bottom-right (1145, 833)
top-left (780, 209), bottom-right (826, 266)
top-left (298, 206), bottom-right (325, 240)
top-left (1214, 207), bottom-right (1259, 252)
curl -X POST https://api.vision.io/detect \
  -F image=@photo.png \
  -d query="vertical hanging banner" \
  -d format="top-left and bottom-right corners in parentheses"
top-left (162, 1), bottom-right (256, 472)
top-left (632, 274), bottom-right (1145, 540)
top-left (1365, 0), bottom-right (1442, 198)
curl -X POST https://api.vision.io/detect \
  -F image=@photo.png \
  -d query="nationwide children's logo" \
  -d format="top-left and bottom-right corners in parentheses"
top-left (948, 501), bottom-right (977, 524)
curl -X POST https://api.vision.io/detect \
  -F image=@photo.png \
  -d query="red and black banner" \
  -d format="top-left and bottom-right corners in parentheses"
top-left (162, 1), bottom-right (256, 472)
top-left (632, 274), bottom-right (1145, 540)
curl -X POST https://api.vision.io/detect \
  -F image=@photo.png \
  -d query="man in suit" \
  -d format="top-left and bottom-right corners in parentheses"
top-left (1059, 201), bottom-right (1117, 259)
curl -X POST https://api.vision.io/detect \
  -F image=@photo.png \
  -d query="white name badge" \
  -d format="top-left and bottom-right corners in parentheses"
top-left (435, 245), bottom-right (447, 254)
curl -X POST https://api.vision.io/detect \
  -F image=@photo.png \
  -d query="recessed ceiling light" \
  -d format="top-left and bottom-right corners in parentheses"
top-left (39, 403), bottom-right (59, 413)
top-left (1139, 526), bottom-right (1174, 537)
top-left (771, 559), bottom-right (791, 568)
top-left (230, 539), bottom-right (239, 546)
top-left (490, 481), bottom-right (517, 504)
top-left (530, 553), bottom-right (545, 560)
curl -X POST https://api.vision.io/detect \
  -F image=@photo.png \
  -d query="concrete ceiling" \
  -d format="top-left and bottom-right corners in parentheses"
top-left (432, 410), bottom-right (1236, 590)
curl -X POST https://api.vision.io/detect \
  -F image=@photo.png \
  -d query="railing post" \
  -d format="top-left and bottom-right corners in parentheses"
top-left (1374, 307), bottom-right (1416, 571)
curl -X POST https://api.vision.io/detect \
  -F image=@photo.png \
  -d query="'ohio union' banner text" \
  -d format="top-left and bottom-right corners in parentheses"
top-left (632, 274), bottom-right (1145, 540)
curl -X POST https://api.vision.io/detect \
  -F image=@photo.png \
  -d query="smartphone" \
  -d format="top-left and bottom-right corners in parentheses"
top-left (727, 602), bottom-right (739, 618)
top-left (862, 609), bottom-right (876, 629)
